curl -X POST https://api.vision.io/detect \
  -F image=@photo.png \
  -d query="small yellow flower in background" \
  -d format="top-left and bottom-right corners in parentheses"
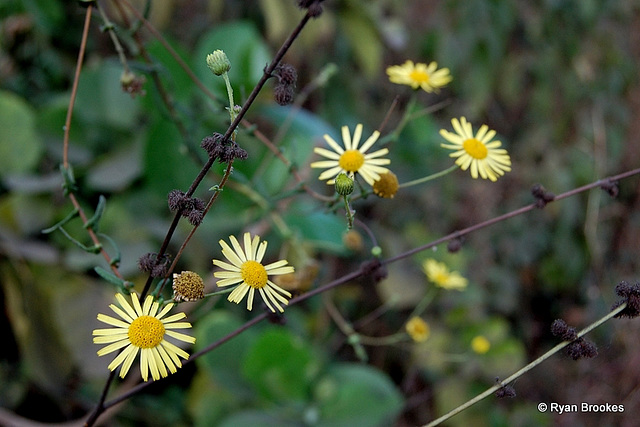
top-left (311, 124), bottom-right (390, 186)
top-left (213, 232), bottom-right (294, 313)
top-left (440, 117), bottom-right (512, 182)
top-left (93, 293), bottom-right (195, 382)
top-left (406, 317), bottom-right (430, 342)
top-left (471, 335), bottom-right (491, 354)
top-left (373, 170), bottom-right (399, 198)
top-left (386, 60), bottom-right (452, 93)
top-left (423, 258), bottom-right (468, 290)
top-left (172, 271), bottom-right (205, 302)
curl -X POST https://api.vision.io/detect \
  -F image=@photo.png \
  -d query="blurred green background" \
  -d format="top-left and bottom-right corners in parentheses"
top-left (1, 0), bottom-right (640, 425)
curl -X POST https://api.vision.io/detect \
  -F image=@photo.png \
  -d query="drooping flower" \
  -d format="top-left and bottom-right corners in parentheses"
top-left (406, 317), bottom-right (430, 343)
top-left (423, 258), bottom-right (468, 291)
top-left (386, 60), bottom-right (452, 93)
top-left (212, 233), bottom-right (294, 313)
top-left (372, 171), bottom-right (399, 198)
top-left (440, 117), bottom-right (511, 182)
top-left (93, 293), bottom-right (195, 381)
top-left (311, 124), bottom-right (390, 186)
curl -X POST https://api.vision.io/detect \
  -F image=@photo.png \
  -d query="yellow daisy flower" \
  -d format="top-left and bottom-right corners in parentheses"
top-left (310, 124), bottom-right (390, 186)
top-left (471, 335), bottom-right (491, 354)
top-left (212, 232), bottom-right (294, 313)
top-left (406, 317), bottom-right (430, 343)
top-left (423, 258), bottom-right (468, 291)
top-left (93, 293), bottom-right (195, 382)
top-left (386, 60), bottom-right (452, 92)
top-left (440, 117), bottom-right (512, 182)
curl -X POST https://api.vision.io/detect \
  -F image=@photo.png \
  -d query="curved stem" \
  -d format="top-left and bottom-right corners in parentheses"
top-left (399, 165), bottom-right (459, 189)
top-left (423, 303), bottom-right (628, 427)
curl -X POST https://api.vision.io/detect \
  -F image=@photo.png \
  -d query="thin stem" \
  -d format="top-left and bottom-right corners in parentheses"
top-left (86, 9), bottom-right (316, 426)
top-left (398, 164), bottom-right (459, 189)
top-left (423, 303), bottom-right (628, 427)
top-left (92, 168), bottom-right (640, 418)
top-left (384, 167), bottom-right (640, 266)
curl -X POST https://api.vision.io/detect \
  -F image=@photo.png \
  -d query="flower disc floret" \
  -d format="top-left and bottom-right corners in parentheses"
top-left (241, 260), bottom-right (268, 288)
top-left (128, 316), bottom-right (165, 348)
top-left (213, 233), bottom-right (294, 313)
top-left (440, 117), bottom-right (512, 182)
top-left (311, 124), bottom-right (390, 186)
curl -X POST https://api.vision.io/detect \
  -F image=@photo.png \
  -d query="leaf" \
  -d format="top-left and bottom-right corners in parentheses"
top-left (194, 311), bottom-right (256, 397)
top-left (242, 327), bottom-right (320, 402)
top-left (285, 203), bottom-right (348, 254)
top-left (143, 118), bottom-right (201, 198)
top-left (315, 363), bottom-right (404, 427)
top-left (86, 143), bottom-right (142, 192)
top-left (338, 6), bottom-right (383, 79)
top-left (219, 410), bottom-right (300, 427)
top-left (74, 60), bottom-right (140, 130)
top-left (0, 91), bottom-right (43, 176)
top-left (254, 105), bottom-right (335, 195)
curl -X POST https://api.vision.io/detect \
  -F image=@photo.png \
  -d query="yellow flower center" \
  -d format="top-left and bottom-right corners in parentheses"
top-left (339, 150), bottom-right (365, 172)
top-left (241, 260), bottom-right (268, 289)
top-left (433, 272), bottom-right (450, 286)
top-left (463, 138), bottom-right (488, 159)
top-left (409, 69), bottom-right (430, 83)
top-left (128, 315), bottom-right (165, 349)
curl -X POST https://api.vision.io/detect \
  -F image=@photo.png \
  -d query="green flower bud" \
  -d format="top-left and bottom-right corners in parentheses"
top-left (207, 50), bottom-right (231, 76)
top-left (335, 173), bottom-right (354, 196)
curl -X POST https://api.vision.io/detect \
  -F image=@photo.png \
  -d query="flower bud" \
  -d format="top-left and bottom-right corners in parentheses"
top-left (206, 50), bottom-right (231, 76)
top-left (335, 173), bottom-right (354, 196)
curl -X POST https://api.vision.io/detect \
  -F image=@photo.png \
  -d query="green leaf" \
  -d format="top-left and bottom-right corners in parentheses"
top-left (253, 106), bottom-right (335, 195)
top-left (316, 363), bottom-right (404, 427)
top-left (74, 60), bottom-right (140, 130)
top-left (86, 143), bottom-right (142, 192)
top-left (338, 6), bottom-right (383, 79)
top-left (143, 118), bottom-right (201, 197)
top-left (219, 410), bottom-right (300, 427)
top-left (242, 327), bottom-right (320, 402)
top-left (194, 311), bottom-right (256, 397)
top-left (285, 204), bottom-right (348, 254)
top-left (0, 91), bottom-right (43, 176)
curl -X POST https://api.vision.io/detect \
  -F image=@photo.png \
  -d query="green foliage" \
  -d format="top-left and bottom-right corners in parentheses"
top-left (1, 0), bottom-right (639, 425)
top-left (0, 91), bottom-right (43, 175)
top-left (192, 313), bottom-right (403, 425)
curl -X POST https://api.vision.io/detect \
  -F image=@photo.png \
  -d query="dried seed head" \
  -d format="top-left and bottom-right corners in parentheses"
top-left (172, 271), bottom-right (205, 302)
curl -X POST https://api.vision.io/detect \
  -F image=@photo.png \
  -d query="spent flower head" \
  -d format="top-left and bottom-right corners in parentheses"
top-left (311, 124), bottom-right (390, 186)
top-left (373, 171), bottom-right (399, 198)
top-left (212, 233), bottom-right (294, 313)
top-left (93, 293), bottom-right (195, 381)
top-left (440, 117), bottom-right (511, 182)
top-left (172, 271), bottom-right (205, 302)
top-left (386, 60), bottom-right (452, 93)
top-left (423, 258), bottom-right (468, 291)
